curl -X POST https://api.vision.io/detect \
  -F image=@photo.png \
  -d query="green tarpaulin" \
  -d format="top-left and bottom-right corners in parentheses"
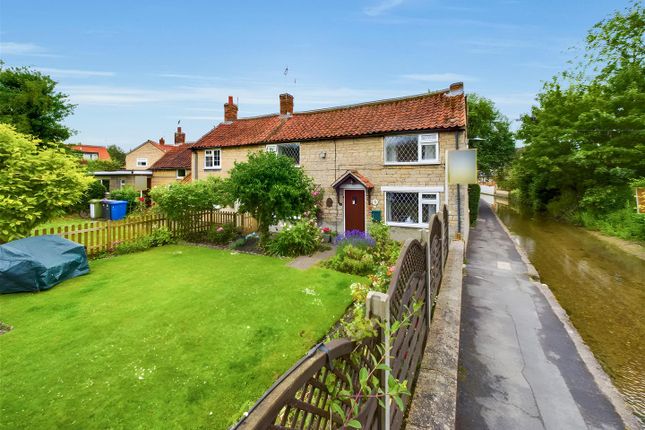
top-left (0, 235), bottom-right (89, 294)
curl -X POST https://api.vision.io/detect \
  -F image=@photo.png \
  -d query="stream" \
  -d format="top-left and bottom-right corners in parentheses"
top-left (482, 194), bottom-right (645, 424)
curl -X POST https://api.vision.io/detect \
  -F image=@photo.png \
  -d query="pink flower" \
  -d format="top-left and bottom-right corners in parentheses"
top-left (216, 226), bottom-right (224, 232)
top-left (312, 191), bottom-right (319, 196)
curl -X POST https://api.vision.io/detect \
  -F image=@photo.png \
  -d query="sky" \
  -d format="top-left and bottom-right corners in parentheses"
top-left (0, 0), bottom-right (630, 150)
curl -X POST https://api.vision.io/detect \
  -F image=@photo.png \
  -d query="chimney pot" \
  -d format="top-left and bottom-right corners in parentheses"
top-left (174, 126), bottom-right (186, 145)
top-left (159, 137), bottom-right (165, 145)
top-left (224, 96), bottom-right (238, 122)
top-left (279, 93), bottom-right (294, 116)
top-left (448, 82), bottom-right (464, 96)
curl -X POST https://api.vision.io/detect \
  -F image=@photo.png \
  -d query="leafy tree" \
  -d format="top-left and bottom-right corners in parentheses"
top-left (107, 145), bottom-right (127, 167)
top-left (467, 94), bottom-right (516, 179)
top-left (227, 151), bottom-right (315, 245)
top-left (149, 177), bottom-right (228, 219)
top-left (0, 64), bottom-right (75, 144)
top-left (0, 124), bottom-right (92, 242)
top-left (512, 1), bottom-right (645, 218)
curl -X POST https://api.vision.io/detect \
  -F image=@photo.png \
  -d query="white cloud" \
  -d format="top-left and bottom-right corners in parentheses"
top-left (0, 42), bottom-right (59, 57)
top-left (36, 68), bottom-right (115, 78)
top-left (401, 73), bottom-right (477, 83)
top-left (364, 0), bottom-right (405, 16)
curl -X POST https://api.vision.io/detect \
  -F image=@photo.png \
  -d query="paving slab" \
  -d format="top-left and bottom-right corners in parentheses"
top-left (288, 245), bottom-right (336, 270)
top-left (456, 201), bottom-right (627, 430)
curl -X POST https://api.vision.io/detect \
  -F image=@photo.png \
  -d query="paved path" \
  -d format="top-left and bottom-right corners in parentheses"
top-left (456, 202), bottom-right (625, 430)
top-left (288, 245), bottom-right (336, 270)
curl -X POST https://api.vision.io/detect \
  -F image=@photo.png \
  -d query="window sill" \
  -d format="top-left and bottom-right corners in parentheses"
top-left (204, 167), bottom-right (222, 171)
top-left (386, 221), bottom-right (428, 229)
top-left (384, 161), bottom-right (440, 166)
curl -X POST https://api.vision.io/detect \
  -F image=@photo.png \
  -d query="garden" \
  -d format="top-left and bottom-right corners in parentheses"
top-left (0, 245), bottom-right (364, 429)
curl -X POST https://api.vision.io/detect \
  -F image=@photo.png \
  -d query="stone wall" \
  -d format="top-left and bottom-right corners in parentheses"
top-left (151, 169), bottom-right (191, 188)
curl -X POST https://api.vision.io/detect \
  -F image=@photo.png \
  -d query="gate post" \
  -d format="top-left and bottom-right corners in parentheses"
top-left (367, 291), bottom-right (391, 430)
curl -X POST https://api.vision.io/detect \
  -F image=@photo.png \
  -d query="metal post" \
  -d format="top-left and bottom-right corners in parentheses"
top-left (367, 291), bottom-right (391, 430)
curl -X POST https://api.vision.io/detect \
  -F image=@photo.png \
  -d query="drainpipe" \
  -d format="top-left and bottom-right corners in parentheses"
top-left (455, 131), bottom-right (461, 235)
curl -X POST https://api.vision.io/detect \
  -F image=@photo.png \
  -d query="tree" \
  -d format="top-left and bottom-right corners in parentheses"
top-left (227, 151), bottom-right (316, 245)
top-left (0, 124), bottom-right (92, 242)
top-left (467, 94), bottom-right (516, 179)
top-left (513, 1), bottom-right (645, 217)
top-left (86, 159), bottom-right (124, 172)
top-left (107, 145), bottom-right (127, 167)
top-left (0, 64), bottom-right (76, 144)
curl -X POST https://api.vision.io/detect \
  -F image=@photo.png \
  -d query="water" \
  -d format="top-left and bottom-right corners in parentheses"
top-left (482, 195), bottom-right (645, 423)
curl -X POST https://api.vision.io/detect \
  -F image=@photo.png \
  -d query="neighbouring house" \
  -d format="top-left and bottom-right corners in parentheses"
top-left (190, 84), bottom-right (469, 241)
top-left (150, 127), bottom-right (193, 187)
top-left (70, 144), bottom-right (111, 161)
top-left (93, 137), bottom-right (174, 192)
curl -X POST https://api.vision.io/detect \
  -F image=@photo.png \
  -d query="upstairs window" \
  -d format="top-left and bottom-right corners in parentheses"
top-left (204, 149), bottom-right (221, 169)
top-left (136, 157), bottom-right (148, 167)
top-left (266, 143), bottom-right (300, 165)
top-left (384, 133), bottom-right (439, 164)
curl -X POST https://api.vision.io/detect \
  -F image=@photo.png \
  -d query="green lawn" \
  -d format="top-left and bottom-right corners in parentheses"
top-left (0, 245), bottom-right (359, 429)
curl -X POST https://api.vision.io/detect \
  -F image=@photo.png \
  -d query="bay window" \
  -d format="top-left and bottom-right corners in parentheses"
top-left (384, 133), bottom-right (439, 164)
top-left (204, 149), bottom-right (221, 169)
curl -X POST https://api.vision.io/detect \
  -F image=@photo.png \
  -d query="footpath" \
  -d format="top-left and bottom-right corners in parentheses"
top-left (456, 202), bottom-right (632, 430)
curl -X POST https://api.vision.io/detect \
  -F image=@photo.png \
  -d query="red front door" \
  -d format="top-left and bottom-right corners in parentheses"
top-left (345, 189), bottom-right (365, 232)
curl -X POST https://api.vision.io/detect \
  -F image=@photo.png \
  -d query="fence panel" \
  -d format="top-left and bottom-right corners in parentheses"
top-left (29, 210), bottom-right (256, 256)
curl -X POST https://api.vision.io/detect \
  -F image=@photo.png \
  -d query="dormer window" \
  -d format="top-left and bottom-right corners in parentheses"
top-left (384, 133), bottom-right (439, 165)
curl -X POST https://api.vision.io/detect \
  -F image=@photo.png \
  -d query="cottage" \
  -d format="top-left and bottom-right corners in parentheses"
top-left (190, 84), bottom-right (469, 240)
top-left (94, 138), bottom-right (174, 191)
top-left (71, 144), bottom-right (111, 161)
top-left (150, 127), bottom-right (193, 187)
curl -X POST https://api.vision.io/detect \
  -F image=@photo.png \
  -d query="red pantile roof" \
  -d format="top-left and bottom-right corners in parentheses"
top-left (71, 144), bottom-right (111, 160)
top-left (150, 144), bottom-right (193, 170)
top-left (192, 86), bottom-right (466, 149)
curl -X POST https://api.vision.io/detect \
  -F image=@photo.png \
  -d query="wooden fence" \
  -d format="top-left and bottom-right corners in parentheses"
top-left (31, 210), bottom-right (257, 256)
top-left (235, 205), bottom-right (450, 429)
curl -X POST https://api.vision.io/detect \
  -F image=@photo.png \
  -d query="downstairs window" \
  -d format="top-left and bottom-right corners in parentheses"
top-left (385, 191), bottom-right (439, 227)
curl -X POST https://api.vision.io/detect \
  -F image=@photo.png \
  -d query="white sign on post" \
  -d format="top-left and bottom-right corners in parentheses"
top-left (447, 149), bottom-right (478, 185)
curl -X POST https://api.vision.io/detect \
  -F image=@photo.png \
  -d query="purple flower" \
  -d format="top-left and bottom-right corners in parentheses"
top-left (334, 230), bottom-right (376, 248)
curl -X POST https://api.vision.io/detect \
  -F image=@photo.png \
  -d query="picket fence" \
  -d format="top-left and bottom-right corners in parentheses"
top-left (31, 210), bottom-right (257, 256)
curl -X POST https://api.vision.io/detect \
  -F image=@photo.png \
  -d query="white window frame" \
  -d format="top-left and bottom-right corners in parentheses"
top-left (204, 148), bottom-right (221, 170)
top-left (176, 169), bottom-right (186, 179)
top-left (266, 143), bottom-right (300, 166)
top-left (120, 179), bottom-right (126, 188)
top-left (382, 186), bottom-right (442, 228)
top-left (384, 133), bottom-right (440, 165)
top-left (136, 157), bottom-right (148, 167)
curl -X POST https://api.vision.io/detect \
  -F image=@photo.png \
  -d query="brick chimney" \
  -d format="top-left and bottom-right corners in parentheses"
top-left (159, 137), bottom-right (166, 145)
top-left (224, 96), bottom-right (238, 122)
top-left (448, 82), bottom-right (464, 96)
top-left (279, 93), bottom-right (294, 116)
top-left (174, 126), bottom-right (185, 145)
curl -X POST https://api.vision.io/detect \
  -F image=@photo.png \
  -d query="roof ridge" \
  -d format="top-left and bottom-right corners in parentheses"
top-left (227, 87), bottom-right (452, 122)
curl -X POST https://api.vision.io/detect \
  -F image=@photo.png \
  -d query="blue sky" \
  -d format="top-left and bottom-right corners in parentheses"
top-left (0, 0), bottom-right (629, 150)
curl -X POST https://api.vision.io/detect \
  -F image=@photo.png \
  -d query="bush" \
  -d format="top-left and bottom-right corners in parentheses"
top-left (207, 223), bottom-right (241, 245)
top-left (110, 186), bottom-right (140, 214)
top-left (229, 237), bottom-right (246, 250)
top-left (68, 180), bottom-right (106, 213)
top-left (114, 227), bottom-right (174, 255)
top-left (266, 218), bottom-right (322, 257)
top-left (324, 245), bottom-right (376, 276)
top-left (579, 207), bottom-right (645, 241)
top-left (334, 230), bottom-right (375, 249)
top-left (149, 177), bottom-right (228, 220)
top-left (367, 222), bottom-right (400, 265)
top-left (468, 184), bottom-right (481, 226)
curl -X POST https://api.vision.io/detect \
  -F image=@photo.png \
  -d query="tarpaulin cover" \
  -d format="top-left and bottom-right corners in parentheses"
top-left (0, 235), bottom-right (89, 294)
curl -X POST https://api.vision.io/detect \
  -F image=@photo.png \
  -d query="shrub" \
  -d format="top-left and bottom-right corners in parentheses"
top-left (266, 218), bottom-right (323, 257)
top-left (110, 186), bottom-right (140, 213)
top-left (149, 177), bottom-right (229, 220)
top-left (367, 222), bottom-right (400, 265)
top-left (207, 223), bottom-right (241, 245)
top-left (334, 230), bottom-right (375, 249)
top-left (114, 227), bottom-right (174, 255)
top-left (468, 184), bottom-right (481, 226)
top-left (68, 180), bottom-right (106, 214)
top-left (325, 245), bottom-right (376, 276)
top-left (229, 237), bottom-right (246, 250)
